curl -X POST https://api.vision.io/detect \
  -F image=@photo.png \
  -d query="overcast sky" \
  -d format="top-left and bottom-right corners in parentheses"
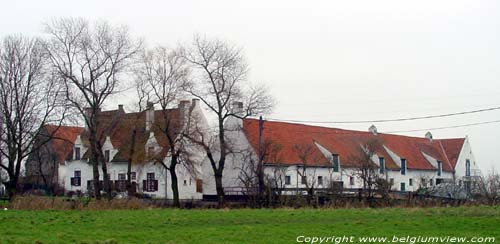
top-left (1, 0), bottom-right (498, 173)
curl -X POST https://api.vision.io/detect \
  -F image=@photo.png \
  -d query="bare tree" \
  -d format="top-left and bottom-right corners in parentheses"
top-left (0, 35), bottom-right (66, 199)
top-left (135, 46), bottom-right (190, 207)
top-left (292, 143), bottom-right (322, 205)
top-left (349, 139), bottom-right (383, 201)
top-left (44, 17), bottom-right (142, 199)
top-left (182, 35), bottom-right (274, 207)
top-left (475, 167), bottom-right (500, 204)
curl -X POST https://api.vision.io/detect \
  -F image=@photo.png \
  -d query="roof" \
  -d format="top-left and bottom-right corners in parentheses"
top-left (439, 138), bottom-right (466, 168)
top-left (43, 125), bottom-right (85, 164)
top-left (243, 119), bottom-right (465, 172)
top-left (79, 108), bottom-right (182, 165)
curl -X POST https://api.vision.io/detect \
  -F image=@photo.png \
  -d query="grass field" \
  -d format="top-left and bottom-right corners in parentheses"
top-left (0, 206), bottom-right (499, 244)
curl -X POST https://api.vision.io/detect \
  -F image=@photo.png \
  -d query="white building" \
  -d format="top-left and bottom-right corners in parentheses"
top-left (201, 115), bottom-right (480, 196)
top-left (26, 99), bottom-right (208, 199)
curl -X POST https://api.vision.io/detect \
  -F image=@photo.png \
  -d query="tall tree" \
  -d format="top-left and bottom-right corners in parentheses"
top-left (44, 18), bottom-right (141, 199)
top-left (0, 35), bottom-right (66, 199)
top-left (183, 35), bottom-right (274, 207)
top-left (134, 46), bottom-right (189, 207)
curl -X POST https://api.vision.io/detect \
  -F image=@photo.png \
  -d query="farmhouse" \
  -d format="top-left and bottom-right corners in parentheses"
top-left (26, 100), bottom-right (481, 199)
top-left (26, 99), bottom-right (208, 199)
top-left (201, 115), bottom-right (480, 196)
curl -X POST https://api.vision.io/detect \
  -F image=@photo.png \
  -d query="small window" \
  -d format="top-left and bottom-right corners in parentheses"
top-left (131, 172), bottom-right (136, 180)
top-left (317, 176), bottom-right (323, 186)
top-left (349, 176), bottom-right (354, 186)
top-left (400, 159), bottom-right (406, 175)
top-left (118, 173), bottom-right (126, 181)
top-left (332, 154), bottom-right (340, 172)
top-left (196, 179), bottom-right (203, 193)
top-left (465, 159), bottom-right (471, 177)
top-left (183, 180), bottom-right (187, 186)
top-left (389, 178), bottom-right (394, 186)
top-left (409, 178), bottom-right (413, 186)
top-left (437, 161), bottom-right (443, 176)
top-left (71, 170), bottom-right (81, 186)
top-left (430, 179), bottom-right (434, 186)
top-left (104, 150), bottom-right (110, 162)
top-left (75, 147), bottom-right (81, 160)
top-left (285, 175), bottom-right (291, 185)
top-left (301, 176), bottom-right (307, 185)
top-left (379, 157), bottom-right (385, 174)
top-left (400, 182), bottom-right (406, 191)
top-left (421, 178), bottom-right (426, 187)
top-left (148, 146), bottom-right (155, 158)
top-left (147, 172), bottom-right (155, 180)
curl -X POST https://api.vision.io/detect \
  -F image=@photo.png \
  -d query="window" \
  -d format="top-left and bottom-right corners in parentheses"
top-left (317, 176), bottom-right (323, 186)
top-left (429, 179), bottom-right (434, 186)
top-left (379, 157), bottom-right (385, 174)
top-left (183, 180), bottom-right (187, 186)
top-left (144, 172), bottom-right (157, 192)
top-left (285, 176), bottom-right (291, 185)
top-left (389, 178), bottom-right (394, 186)
top-left (465, 159), bottom-right (471, 177)
top-left (332, 154), bottom-right (340, 172)
top-left (71, 170), bottom-right (81, 186)
top-left (437, 161), bottom-right (442, 176)
top-left (118, 173), bottom-right (126, 181)
top-left (74, 147), bottom-right (81, 160)
top-left (301, 176), bottom-right (307, 185)
top-left (104, 150), bottom-right (110, 162)
top-left (148, 146), bottom-right (155, 158)
top-left (400, 182), bottom-right (406, 192)
top-left (196, 179), bottom-right (203, 193)
top-left (400, 159), bottom-right (406, 175)
top-left (349, 176), bottom-right (354, 186)
top-left (409, 178), bottom-right (413, 186)
top-left (421, 178), bottom-right (426, 187)
top-left (131, 172), bottom-right (136, 181)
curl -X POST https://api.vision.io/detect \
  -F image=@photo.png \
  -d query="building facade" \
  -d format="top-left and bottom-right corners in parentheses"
top-left (26, 99), bottom-right (208, 199)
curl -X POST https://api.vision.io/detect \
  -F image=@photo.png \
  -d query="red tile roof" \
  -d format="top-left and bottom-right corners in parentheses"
top-left (439, 138), bottom-right (466, 168)
top-left (39, 107), bottom-right (184, 165)
top-left (243, 119), bottom-right (464, 172)
top-left (43, 125), bottom-right (85, 164)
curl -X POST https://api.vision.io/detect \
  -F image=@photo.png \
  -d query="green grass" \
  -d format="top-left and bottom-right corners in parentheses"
top-left (0, 206), bottom-right (499, 244)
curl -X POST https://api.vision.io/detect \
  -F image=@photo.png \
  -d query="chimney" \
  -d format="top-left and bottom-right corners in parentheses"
top-left (232, 101), bottom-right (244, 115)
top-left (192, 98), bottom-right (199, 108)
top-left (146, 102), bottom-right (155, 130)
top-left (118, 104), bottom-right (124, 112)
top-left (178, 100), bottom-right (191, 124)
top-left (425, 131), bottom-right (433, 142)
top-left (368, 124), bottom-right (378, 135)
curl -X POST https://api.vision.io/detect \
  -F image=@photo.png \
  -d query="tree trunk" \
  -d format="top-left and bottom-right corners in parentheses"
top-left (6, 178), bottom-right (17, 200)
top-left (101, 160), bottom-right (112, 200)
top-left (126, 129), bottom-right (137, 196)
top-left (215, 171), bottom-right (224, 207)
top-left (169, 160), bottom-right (180, 208)
top-left (89, 138), bottom-right (101, 199)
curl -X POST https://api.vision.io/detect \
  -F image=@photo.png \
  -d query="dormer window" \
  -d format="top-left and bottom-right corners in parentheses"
top-left (437, 161), bottom-right (443, 176)
top-left (400, 158), bottom-right (406, 175)
top-left (148, 146), bottom-right (155, 158)
top-left (332, 154), bottom-right (340, 172)
top-left (379, 157), bottom-right (385, 174)
top-left (104, 150), bottom-right (110, 162)
top-left (74, 147), bottom-right (81, 160)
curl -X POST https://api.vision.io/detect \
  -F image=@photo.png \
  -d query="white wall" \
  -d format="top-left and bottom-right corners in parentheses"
top-left (454, 137), bottom-right (480, 181)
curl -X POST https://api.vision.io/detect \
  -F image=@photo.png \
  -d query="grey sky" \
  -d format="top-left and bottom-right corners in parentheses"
top-left (1, 0), bottom-right (498, 173)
